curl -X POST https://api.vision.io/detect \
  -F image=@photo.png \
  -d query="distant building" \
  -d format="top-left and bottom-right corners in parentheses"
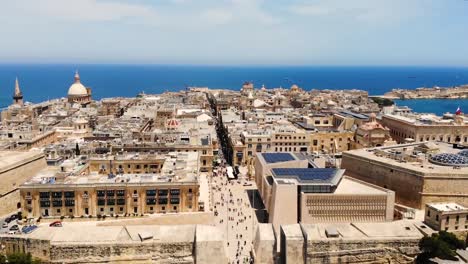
top-left (67, 71), bottom-right (91, 105)
top-left (354, 113), bottom-right (395, 148)
top-left (425, 203), bottom-right (468, 232)
top-left (382, 113), bottom-right (468, 144)
top-left (254, 152), bottom-right (395, 234)
top-left (240, 81), bottom-right (254, 96)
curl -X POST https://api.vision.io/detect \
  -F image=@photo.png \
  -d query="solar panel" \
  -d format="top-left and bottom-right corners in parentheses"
top-left (272, 168), bottom-right (337, 182)
top-left (263, 153), bottom-right (295, 163)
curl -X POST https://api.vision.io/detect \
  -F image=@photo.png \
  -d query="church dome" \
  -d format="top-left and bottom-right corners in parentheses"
top-left (167, 118), bottom-right (180, 129)
top-left (68, 71), bottom-right (88, 96)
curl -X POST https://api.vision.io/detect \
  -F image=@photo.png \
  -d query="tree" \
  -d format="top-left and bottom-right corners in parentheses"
top-left (416, 231), bottom-right (466, 263)
top-left (371, 97), bottom-right (394, 107)
top-left (0, 252), bottom-right (41, 264)
top-left (75, 142), bottom-right (80, 156)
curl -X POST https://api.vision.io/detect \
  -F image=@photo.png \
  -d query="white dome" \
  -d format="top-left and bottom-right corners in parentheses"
top-left (68, 71), bottom-right (88, 96)
top-left (68, 82), bottom-right (87, 96)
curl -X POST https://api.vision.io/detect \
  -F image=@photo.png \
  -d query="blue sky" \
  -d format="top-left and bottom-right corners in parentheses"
top-left (0, 0), bottom-right (467, 66)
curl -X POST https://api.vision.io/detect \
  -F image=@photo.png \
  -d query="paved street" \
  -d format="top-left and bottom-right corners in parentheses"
top-left (211, 161), bottom-right (257, 264)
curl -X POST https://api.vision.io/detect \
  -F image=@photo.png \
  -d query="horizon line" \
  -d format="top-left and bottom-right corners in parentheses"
top-left (0, 62), bottom-right (468, 68)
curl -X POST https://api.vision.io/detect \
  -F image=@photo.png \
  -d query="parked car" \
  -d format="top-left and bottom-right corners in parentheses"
top-left (2, 223), bottom-right (8, 228)
top-left (4, 217), bottom-right (11, 224)
top-left (22, 225), bottom-right (38, 234)
top-left (9, 225), bottom-right (19, 231)
top-left (49, 221), bottom-right (62, 227)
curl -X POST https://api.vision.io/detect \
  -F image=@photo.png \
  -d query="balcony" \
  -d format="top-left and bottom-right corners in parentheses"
top-left (132, 194), bottom-right (139, 198)
top-left (25, 195), bottom-right (32, 200)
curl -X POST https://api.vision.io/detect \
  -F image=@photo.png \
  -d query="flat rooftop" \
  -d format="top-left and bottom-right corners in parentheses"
top-left (333, 176), bottom-right (389, 195)
top-left (343, 142), bottom-right (468, 174)
top-left (301, 221), bottom-right (425, 241)
top-left (15, 224), bottom-right (196, 244)
top-left (0, 150), bottom-right (44, 173)
top-left (427, 203), bottom-right (468, 212)
top-left (22, 152), bottom-right (199, 187)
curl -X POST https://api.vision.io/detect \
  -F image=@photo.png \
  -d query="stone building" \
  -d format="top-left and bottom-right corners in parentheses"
top-left (19, 152), bottom-right (201, 217)
top-left (254, 153), bottom-right (395, 235)
top-left (382, 113), bottom-right (468, 144)
top-left (342, 142), bottom-right (468, 209)
top-left (354, 113), bottom-right (395, 148)
top-left (88, 152), bottom-right (165, 175)
top-left (424, 203), bottom-right (468, 232)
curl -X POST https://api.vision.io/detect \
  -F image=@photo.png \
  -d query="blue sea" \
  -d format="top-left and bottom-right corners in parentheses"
top-left (0, 64), bottom-right (467, 115)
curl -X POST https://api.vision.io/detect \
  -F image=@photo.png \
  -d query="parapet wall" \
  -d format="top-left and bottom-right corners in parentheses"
top-left (50, 242), bottom-right (194, 263)
top-left (253, 223), bottom-right (423, 264)
top-left (305, 239), bottom-right (419, 264)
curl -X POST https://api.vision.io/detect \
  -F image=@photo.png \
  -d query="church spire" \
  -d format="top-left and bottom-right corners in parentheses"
top-left (14, 77), bottom-right (22, 96)
top-left (13, 77), bottom-right (24, 106)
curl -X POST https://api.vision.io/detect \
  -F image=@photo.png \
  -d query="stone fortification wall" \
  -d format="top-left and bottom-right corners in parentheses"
top-left (50, 242), bottom-right (194, 263)
top-left (305, 239), bottom-right (419, 264)
top-left (0, 152), bottom-right (47, 216)
top-left (0, 224), bottom-right (229, 264)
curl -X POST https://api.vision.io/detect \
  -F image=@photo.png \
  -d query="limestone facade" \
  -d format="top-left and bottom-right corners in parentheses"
top-left (20, 183), bottom-right (199, 218)
top-left (382, 114), bottom-right (468, 144)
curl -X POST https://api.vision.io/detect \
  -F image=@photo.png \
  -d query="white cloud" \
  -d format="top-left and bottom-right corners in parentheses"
top-left (288, 0), bottom-right (427, 24)
top-left (5, 0), bottom-right (156, 22)
top-left (200, 9), bottom-right (234, 25)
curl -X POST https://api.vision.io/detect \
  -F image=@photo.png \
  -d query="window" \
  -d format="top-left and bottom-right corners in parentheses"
top-left (57, 209), bottom-right (60, 213)
top-left (40, 192), bottom-right (50, 198)
top-left (110, 207), bottom-right (114, 212)
top-left (69, 209), bottom-right (72, 213)
top-left (120, 207), bottom-right (123, 211)
top-left (436, 215), bottom-right (439, 221)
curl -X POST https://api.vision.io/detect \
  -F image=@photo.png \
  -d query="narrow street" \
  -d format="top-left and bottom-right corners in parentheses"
top-left (211, 162), bottom-right (257, 264)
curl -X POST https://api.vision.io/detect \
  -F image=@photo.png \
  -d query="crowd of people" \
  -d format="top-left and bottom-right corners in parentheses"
top-left (211, 156), bottom-right (255, 264)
